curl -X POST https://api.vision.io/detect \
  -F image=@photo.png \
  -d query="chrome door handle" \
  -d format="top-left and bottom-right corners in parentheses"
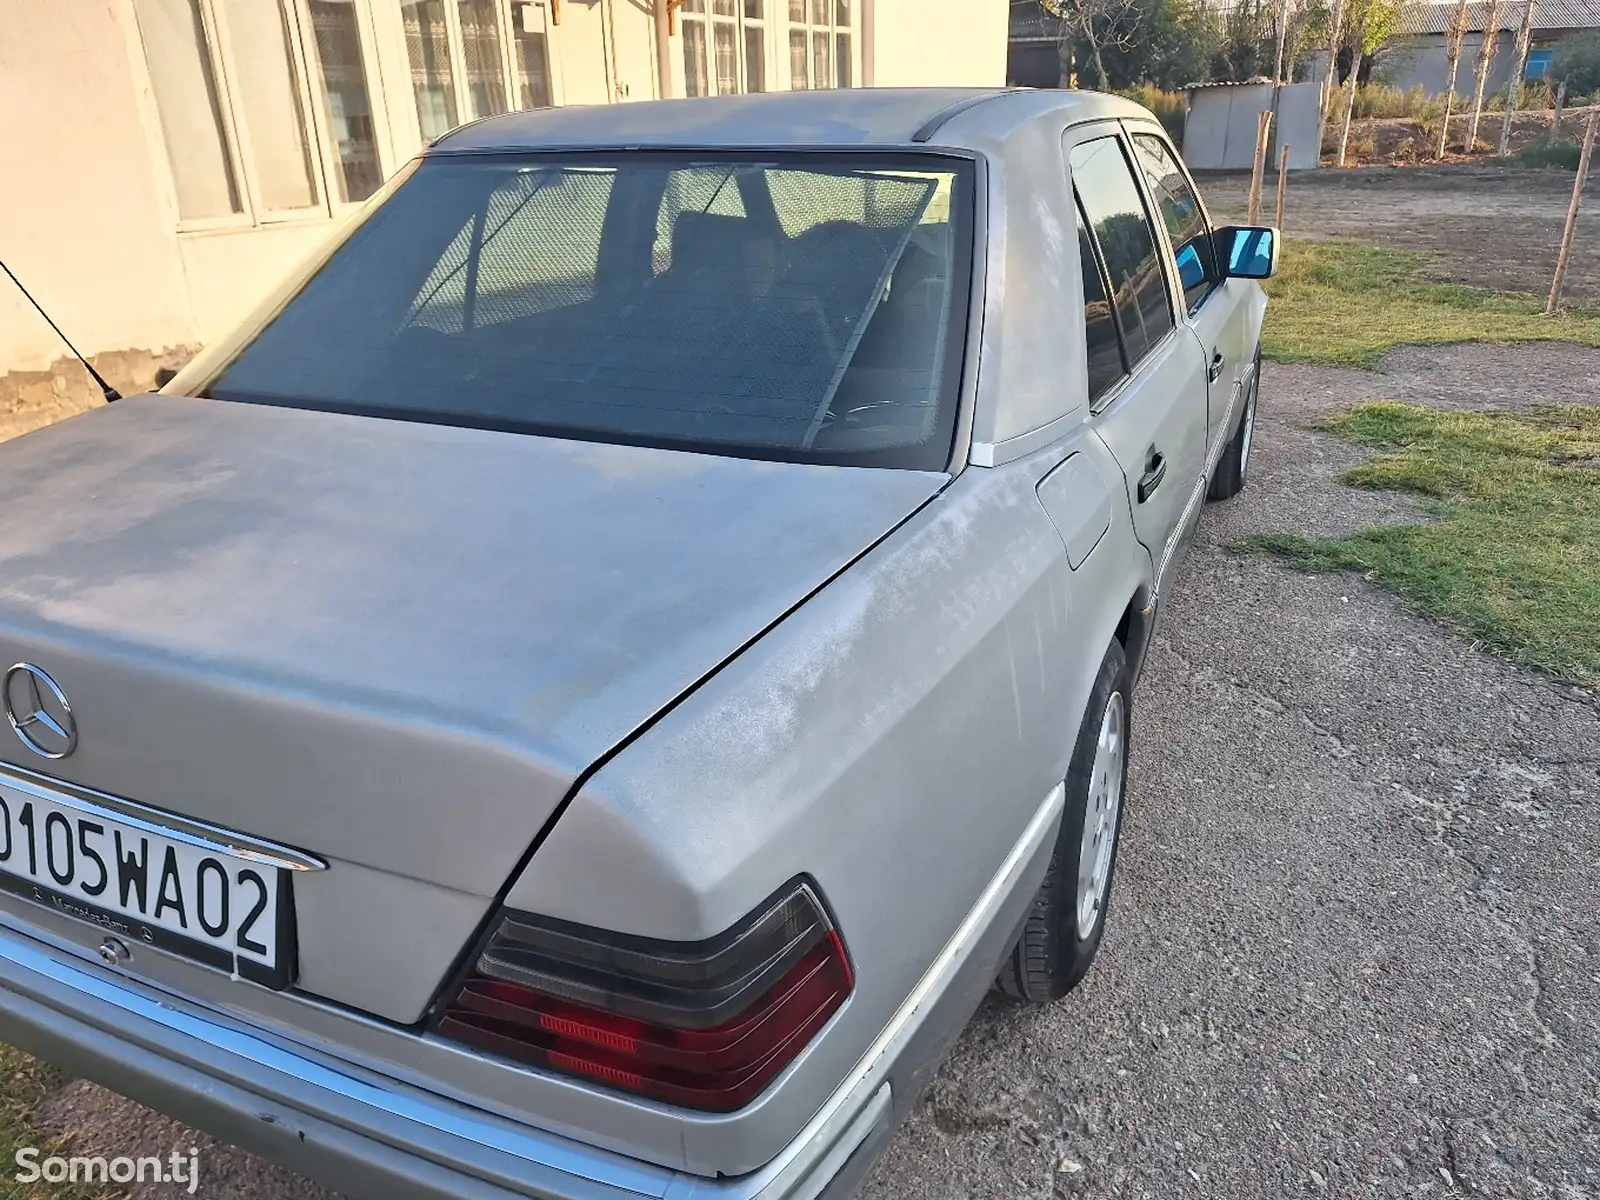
top-left (1208, 352), bottom-right (1225, 383)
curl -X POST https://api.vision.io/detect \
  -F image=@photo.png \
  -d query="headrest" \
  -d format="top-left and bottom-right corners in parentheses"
top-left (669, 211), bottom-right (777, 296)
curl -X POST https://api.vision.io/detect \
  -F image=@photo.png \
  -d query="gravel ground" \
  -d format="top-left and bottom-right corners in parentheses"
top-left (21, 343), bottom-right (1598, 1200)
top-left (33, 1080), bottom-right (334, 1200)
top-left (858, 342), bottom-right (1600, 1200)
top-left (1201, 166), bottom-right (1600, 308)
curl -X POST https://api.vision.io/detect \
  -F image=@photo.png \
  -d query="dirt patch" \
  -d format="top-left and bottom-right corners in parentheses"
top-left (1202, 165), bottom-right (1600, 306)
top-left (1270, 340), bottom-right (1600, 413)
top-left (1369, 340), bottom-right (1600, 409)
top-left (1329, 105), bottom-right (1600, 166)
top-left (1204, 341), bottom-right (1600, 547)
top-left (0, 347), bottom-right (195, 444)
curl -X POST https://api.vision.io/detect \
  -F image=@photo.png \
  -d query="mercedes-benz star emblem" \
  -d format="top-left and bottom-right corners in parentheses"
top-left (3, 664), bottom-right (78, 760)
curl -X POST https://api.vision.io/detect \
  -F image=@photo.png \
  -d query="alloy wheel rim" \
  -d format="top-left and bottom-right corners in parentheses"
top-left (1076, 691), bottom-right (1125, 940)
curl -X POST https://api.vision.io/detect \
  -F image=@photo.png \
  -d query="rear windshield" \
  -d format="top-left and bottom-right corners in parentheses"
top-left (206, 152), bottom-right (975, 470)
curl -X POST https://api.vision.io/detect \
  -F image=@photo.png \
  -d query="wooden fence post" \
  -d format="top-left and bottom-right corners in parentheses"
top-left (1274, 143), bottom-right (1290, 228)
top-left (1552, 80), bottom-right (1567, 132)
top-left (1248, 110), bottom-right (1273, 223)
top-left (1548, 110), bottom-right (1598, 315)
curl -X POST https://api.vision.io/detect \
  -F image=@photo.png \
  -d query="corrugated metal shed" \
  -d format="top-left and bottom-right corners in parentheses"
top-left (1183, 81), bottom-right (1322, 171)
top-left (1401, 0), bottom-right (1600, 34)
top-left (1009, 0), bottom-right (1066, 44)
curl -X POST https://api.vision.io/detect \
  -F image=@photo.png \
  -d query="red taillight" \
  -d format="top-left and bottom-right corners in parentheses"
top-left (435, 882), bottom-right (852, 1112)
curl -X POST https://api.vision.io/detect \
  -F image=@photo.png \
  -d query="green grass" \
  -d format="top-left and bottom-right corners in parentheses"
top-left (1513, 132), bottom-right (1586, 170)
top-left (0, 1045), bottom-right (110, 1199)
top-left (1239, 402), bottom-right (1600, 689)
top-left (1261, 240), bottom-right (1600, 367)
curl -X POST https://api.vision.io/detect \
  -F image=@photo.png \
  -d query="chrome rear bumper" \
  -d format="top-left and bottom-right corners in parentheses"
top-left (0, 925), bottom-right (889, 1200)
top-left (0, 779), bottom-right (1063, 1200)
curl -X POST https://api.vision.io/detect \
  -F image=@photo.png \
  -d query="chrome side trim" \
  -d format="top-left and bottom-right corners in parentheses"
top-left (1151, 476), bottom-right (1207, 605)
top-left (0, 763), bottom-right (326, 872)
top-left (943, 153), bottom-right (990, 474)
top-left (781, 1085), bottom-right (890, 1200)
top-left (1151, 360), bottom-right (1250, 605)
top-left (722, 780), bottom-right (1065, 1199)
top-left (968, 410), bottom-right (1080, 468)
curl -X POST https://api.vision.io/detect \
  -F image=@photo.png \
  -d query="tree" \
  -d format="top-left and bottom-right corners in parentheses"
top-left (1148, 0), bottom-right (1223, 87)
top-left (1284, 0), bottom-right (1332, 79)
top-left (1068, 0), bottom-right (1221, 90)
top-left (1319, 0), bottom-right (1346, 155)
top-left (1215, 0), bottom-right (1277, 79)
top-left (1550, 31), bottom-right (1600, 95)
top-left (1499, 1), bottom-right (1536, 155)
top-left (1467, 0), bottom-right (1504, 148)
top-left (1437, 0), bottom-right (1469, 156)
top-left (1043, 0), bottom-right (1142, 90)
top-left (1273, 0), bottom-right (1292, 82)
top-left (1337, 0), bottom-right (1410, 164)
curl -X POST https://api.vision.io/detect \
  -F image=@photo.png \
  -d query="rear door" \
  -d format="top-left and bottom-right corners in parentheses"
top-left (1125, 125), bottom-right (1252, 457)
top-left (1066, 127), bottom-right (1209, 592)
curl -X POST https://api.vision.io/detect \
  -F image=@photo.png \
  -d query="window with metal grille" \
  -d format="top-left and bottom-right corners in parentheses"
top-left (785, 0), bottom-right (851, 88)
top-left (402, 0), bottom-right (553, 137)
top-left (681, 0), bottom-right (766, 97)
top-left (205, 153), bottom-right (975, 470)
top-left (133, 0), bottom-right (393, 225)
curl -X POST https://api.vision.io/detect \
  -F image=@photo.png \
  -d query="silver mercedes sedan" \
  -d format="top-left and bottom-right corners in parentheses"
top-left (0, 88), bottom-right (1273, 1199)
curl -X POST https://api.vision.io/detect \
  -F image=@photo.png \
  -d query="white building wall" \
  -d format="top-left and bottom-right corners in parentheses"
top-left (870, 0), bottom-right (1007, 88)
top-left (555, 0), bottom-right (624, 104)
top-left (0, 0), bottom-right (197, 372)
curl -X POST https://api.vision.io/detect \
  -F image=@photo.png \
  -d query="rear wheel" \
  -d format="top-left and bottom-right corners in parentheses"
top-left (1207, 349), bottom-right (1261, 502)
top-left (996, 638), bottom-right (1130, 1002)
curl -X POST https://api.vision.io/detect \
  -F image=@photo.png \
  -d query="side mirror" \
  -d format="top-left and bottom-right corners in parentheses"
top-left (153, 366), bottom-right (178, 389)
top-left (1174, 242), bottom-right (1208, 292)
top-left (1214, 225), bottom-right (1278, 279)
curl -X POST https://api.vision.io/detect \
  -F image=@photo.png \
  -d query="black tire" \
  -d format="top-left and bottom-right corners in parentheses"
top-left (996, 638), bottom-right (1131, 1003)
top-left (1207, 349), bottom-right (1261, 502)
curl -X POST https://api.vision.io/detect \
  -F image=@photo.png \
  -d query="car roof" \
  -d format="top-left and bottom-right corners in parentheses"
top-left (428, 87), bottom-right (1149, 154)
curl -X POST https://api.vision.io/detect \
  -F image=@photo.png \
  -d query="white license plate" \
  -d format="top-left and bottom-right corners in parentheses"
top-left (0, 780), bottom-right (290, 988)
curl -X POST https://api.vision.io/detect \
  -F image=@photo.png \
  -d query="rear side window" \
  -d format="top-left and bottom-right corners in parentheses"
top-left (1077, 202), bottom-right (1125, 404)
top-left (1069, 136), bottom-right (1174, 368)
top-left (1130, 133), bottom-right (1216, 313)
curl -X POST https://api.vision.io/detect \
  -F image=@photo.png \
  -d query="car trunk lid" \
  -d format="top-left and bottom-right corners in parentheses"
top-left (0, 395), bottom-right (944, 1018)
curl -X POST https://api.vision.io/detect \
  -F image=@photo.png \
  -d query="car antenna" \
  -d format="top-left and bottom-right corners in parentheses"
top-left (0, 257), bottom-right (121, 402)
